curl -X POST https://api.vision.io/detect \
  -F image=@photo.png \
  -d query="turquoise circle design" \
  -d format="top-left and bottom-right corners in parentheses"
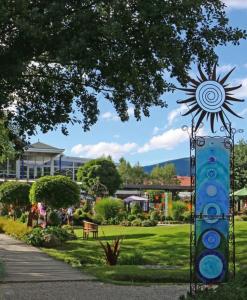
top-left (199, 254), bottom-right (223, 280)
top-left (202, 230), bottom-right (221, 249)
top-left (203, 203), bottom-right (221, 224)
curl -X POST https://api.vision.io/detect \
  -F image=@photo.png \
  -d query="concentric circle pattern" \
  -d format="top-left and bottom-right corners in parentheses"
top-left (206, 185), bottom-right (217, 197)
top-left (196, 80), bottom-right (226, 113)
top-left (198, 254), bottom-right (223, 280)
top-left (203, 203), bottom-right (221, 224)
top-left (202, 230), bottom-right (221, 249)
top-left (207, 169), bottom-right (217, 179)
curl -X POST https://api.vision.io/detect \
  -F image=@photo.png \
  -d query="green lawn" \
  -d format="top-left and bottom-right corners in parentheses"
top-left (42, 222), bottom-right (247, 284)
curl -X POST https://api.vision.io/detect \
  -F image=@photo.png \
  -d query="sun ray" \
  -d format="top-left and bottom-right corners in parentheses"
top-left (195, 111), bottom-right (207, 132)
top-left (210, 113), bottom-right (216, 133)
top-left (225, 84), bottom-right (242, 92)
top-left (177, 97), bottom-right (196, 104)
top-left (223, 104), bottom-right (243, 118)
top-left (225, 96), bottom-right (244, 102)
top-left (220, 67), bottom-right (236, 85)
top-left (211, 63), bottom-right (217, 81)
top-left (182, 105), bottom-right (200, 116)
top-left (198, 65), bottom-right (207, 81)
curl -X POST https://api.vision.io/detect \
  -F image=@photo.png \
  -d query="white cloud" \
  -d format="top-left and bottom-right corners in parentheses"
top-left (167, 104), bottom-right (188, 127)
top-left (233, 77), bottom-right (247, 99)
top-left (152, 126), bottom-right (160, 135)
top-left (101, 112), bottom-right (120, 121)
top-left (138, 127), bottom-right (206, 154)
top-left (71, 142), bottom-right (138, 160)
top-left (113, 134), bottom-right (120, 139)
top-left (217, 64), bottom-right (235, 74)
top-left (101, 106), bottom-right (135, 122)
top-left (127, 106), bottom-right (135, 117)
top-left (138, 128), bottom-right (189, 153)
top-left (223, 0), bottom-right (247, 9)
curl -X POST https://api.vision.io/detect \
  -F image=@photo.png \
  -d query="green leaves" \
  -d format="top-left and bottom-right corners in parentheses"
top-left (77, 158), bottom-right (121, 196)
top-left (29, 175), bottom-right (80, 209)
top-left (0, 0), bottom-right (245, 140)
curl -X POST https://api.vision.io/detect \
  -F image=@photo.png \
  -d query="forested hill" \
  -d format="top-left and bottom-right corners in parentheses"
top-left (143, 157), bottom-right (190, 176)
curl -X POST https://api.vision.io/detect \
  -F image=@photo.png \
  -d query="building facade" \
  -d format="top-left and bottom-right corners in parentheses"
top-left (0, 142), bottom-right (90, 181)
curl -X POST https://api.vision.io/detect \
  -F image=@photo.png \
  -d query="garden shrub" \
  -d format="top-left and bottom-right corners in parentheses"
top-left (131, 218), bottom-right (142, 226)
top-left (25, 226), bottom-right (76, 247)
top-left (0, 182), bottom-right (31, 208)
top-left (150, 210), bottom-right (160, 221)
top-left (30, 175), bottom-right (80, 209)
top-left (130, 203), bottom-right (142, 215)
top-left (94, 198), bottom-right (123, 220)
top-left (182, 211), bottom-right (191, 223)
top-left (119, 250), bottom-right (146, 265)
top-left (19, 212), bottom-right (28, 223)
top-left (172, 201), bottom-right (187, 221)
top-left (120, 220), bottom-right (131, 226)
top-left (141, 219), bottom-right (157, 227)
top-left (0, 216), bottom-right (31, 238)
top-left (235, 215), bottom-right (243, 221)
top-left (181, 271), bottom-right (247, 300)
top-left (0, 206), bottom-right (8, 216)
top-left (61, 224), bottom-right (75, 235)
top-left (73, 208), bottom-right (93, 225)
top-left (241, 215), bottom-right (247, 221)
top-left (127, 214), bottom-right (136, 222)
top-left (47, 211), bottom-right (61, 226)
top-left (92, 214), bottom-right (104, 224)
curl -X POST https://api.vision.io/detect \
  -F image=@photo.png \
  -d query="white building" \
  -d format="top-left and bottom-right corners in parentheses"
top-left (0, 142), bottom-right (90, 181)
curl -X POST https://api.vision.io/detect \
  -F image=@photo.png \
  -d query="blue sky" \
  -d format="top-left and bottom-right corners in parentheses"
top-left (31, 1), bottom-right (247, 166)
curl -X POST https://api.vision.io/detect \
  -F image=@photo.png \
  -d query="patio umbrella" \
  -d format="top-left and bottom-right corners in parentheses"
top-left (234, 187), bottom-right (247, 197)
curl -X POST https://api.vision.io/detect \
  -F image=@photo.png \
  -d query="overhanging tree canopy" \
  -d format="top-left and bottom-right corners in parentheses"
top-left (0, 1), bottom-right (245, 144)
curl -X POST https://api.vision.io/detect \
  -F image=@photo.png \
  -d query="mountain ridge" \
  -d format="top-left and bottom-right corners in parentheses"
top-left (143, 157), bottom-right (190, 176)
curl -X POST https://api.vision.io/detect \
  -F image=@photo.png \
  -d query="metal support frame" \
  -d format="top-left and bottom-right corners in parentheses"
top-left (184, 121), bottom-right (242, 296)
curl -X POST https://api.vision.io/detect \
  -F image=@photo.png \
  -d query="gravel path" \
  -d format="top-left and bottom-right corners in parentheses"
top-left (0, 234), bottom-right (189, 300)
top-left (0, 281), bottom-right (188, 300)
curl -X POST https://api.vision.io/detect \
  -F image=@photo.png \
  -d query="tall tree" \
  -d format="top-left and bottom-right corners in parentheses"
top-left (150, 163), bottom-right (179, 185)
top-left (234, 140), bottom-right (247, 190)
top-left (118, 157), bottom-right (132, 185)
top-left (77, 158), bottom-right (121, 195)
top-left (131, 163), bottom-right (147, 184)
top-left (0, 1), bottom-right (245, 145)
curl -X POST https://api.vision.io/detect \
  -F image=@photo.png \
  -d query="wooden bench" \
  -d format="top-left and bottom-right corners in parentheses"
top-left (83, 221), bottom-right (98, 239)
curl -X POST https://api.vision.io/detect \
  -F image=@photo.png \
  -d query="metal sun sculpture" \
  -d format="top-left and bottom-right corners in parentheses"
top-left (177, 64), bottom-right (244, 133)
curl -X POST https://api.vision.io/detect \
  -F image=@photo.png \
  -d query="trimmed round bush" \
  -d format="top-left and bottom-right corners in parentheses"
top-left (0, 181), bottom-right (31, 208)
top-left (29, 175), bottom-right (80, 209)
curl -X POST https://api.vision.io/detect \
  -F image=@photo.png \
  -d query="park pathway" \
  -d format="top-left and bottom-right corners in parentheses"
top-left (0, 234), bottom-right (94, 282)
top-left (0, 234), bottom-right (188, 300)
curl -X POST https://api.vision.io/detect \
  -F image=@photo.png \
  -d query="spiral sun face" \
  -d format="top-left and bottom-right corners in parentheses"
top-left (177, 64), bottom-right (244, 132)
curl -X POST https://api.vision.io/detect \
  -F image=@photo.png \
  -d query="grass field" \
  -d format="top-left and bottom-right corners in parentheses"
top-left (43, 222), bottom-right (247, 284)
